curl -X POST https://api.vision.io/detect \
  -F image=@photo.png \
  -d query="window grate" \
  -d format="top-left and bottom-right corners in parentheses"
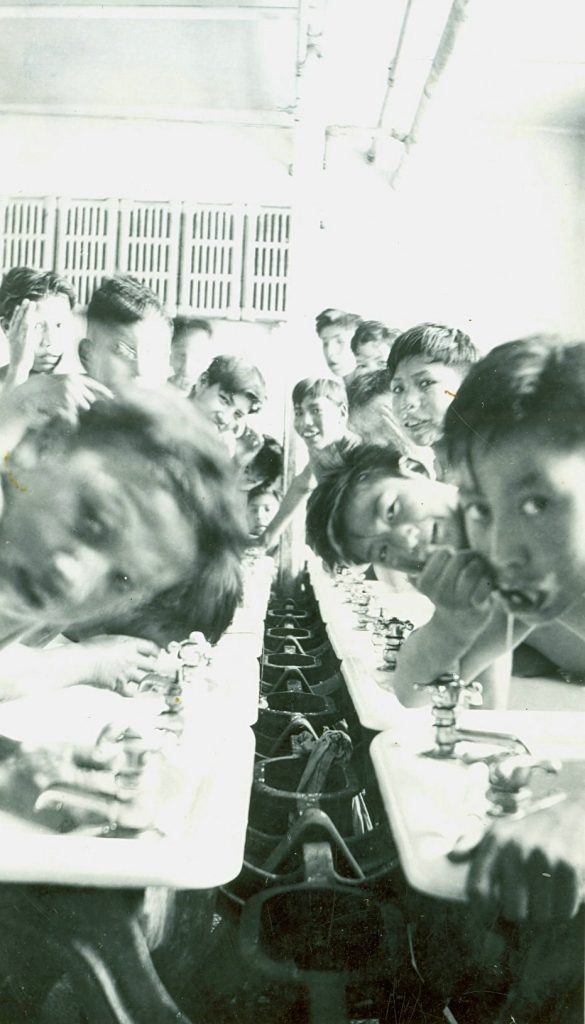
top-left (0, 197), bottom-right (56, 276)
top-left (118, 200), bottom-right (181, 310)
top-left (178, 204), bottom-right (243, 318)
top-left (55, 198), bottom-right (118, 307)
top-left (242, 206), bottom-right (289, 320)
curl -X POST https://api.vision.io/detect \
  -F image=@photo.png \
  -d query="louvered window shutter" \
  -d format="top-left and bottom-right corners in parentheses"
top-left (242, 206), bottom-right (289, 320)
top-left (0, 197), bottom-right (56, 276)
top-left (179, 204), bottom-right (243, 318)
top-left (118, 201), bottom-right (181, 310)
top-left (55, 199), bottom-right (118, 307)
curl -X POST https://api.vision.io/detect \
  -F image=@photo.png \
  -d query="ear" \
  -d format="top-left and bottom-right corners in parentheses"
top-left (397, 455), bottom-right (430, 479)
top-left (78, 337), bottom-right (91, 373)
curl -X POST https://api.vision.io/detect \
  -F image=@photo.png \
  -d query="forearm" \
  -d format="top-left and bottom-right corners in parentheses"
top-left (259, 469), bottom-right (313, 551)
top-left (0, 642), bottom-right (97, 701)
top-left (389, 611), bottom-right (474, 707)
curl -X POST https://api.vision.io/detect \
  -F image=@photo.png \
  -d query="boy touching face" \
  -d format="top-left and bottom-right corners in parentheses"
top-left (0, 268), bottom-right (77, 387)
top-left (388, 323), bottom-right (478, 455)
top-left (190, 355), bottom-right (266, 443)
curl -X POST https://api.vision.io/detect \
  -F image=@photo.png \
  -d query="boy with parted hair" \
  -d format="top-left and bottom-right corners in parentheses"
top-left (346, 368), bottom-right (415, 455)
top-left (315, 308), bottom-right (362, 379)
top-left (190, 354), bottom-right (266, 440)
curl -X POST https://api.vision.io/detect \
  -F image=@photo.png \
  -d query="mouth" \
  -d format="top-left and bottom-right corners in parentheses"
top-left (303, 431), bottom-right (321, 443)
top-left (403, 419), bottom-right (430, 432)
top-left (496, 586), bottom-right (547, 615)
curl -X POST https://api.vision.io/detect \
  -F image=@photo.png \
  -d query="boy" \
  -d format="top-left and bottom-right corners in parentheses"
top-left (259, 377), bottom-right (353, 551)
top-left (169, 316), bottom-right (213, 395)
top-left (388, 323), bottom-right (478, 477)
top-left (189, 354), bottom-right (266, 444)
top-left (346, 368), bottom-right (416, 455)
top-left (0, 267), bottom-right (77, 388)
top-left (350, 320), bottom-right (400, 372)
top-left (80, 275), bottom-right (172, 392)
top-left (0, 388), bottom-right (245, 663)
top-left (315, 308), bottom-right (362, 380)
top-left (247, 483), bottom-right (282, 540)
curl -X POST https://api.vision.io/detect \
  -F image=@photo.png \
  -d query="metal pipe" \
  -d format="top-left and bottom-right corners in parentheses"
top-left (390, 0), bottom-right (471, 187)
top-left (367, 0), bottom-right (415, 164)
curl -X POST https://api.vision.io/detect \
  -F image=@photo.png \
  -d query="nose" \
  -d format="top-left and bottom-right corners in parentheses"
top-left (391, 522), bottom-right (422, 551)
top-left (52, 548), bottom-right (109, 606)
top-left (488, 517), bottom-right (529, 576)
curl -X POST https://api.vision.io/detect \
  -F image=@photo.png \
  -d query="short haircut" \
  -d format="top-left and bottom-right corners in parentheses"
top-left (199, 355), bottom-right (266, 412)
top-left (350, 320), bottom-right (400, 356)
top-left (246, 434), bottom-right (283, 488)
top-left (387, 323), bottom-right (478, 379)
top-left (306, 442), bottom-right (405, 567)
top-left (444, 335), bottom-right (585, 467)
top-left (87, 275), bottom-right (171, 329)
top-left (27, 390), bottom-right (245, 643)
top-left (292, 376), bottom-right (347, 409)
top-left (315, 308), bottom-right (362, 337)
top-left (346, 368), bottom-right (392, 411)
top-left (172, 316), bottom-right (213, 344)
top-left (248, 482), bottom-right (282, 505)
top-left (0, 267), bottom-right (76, 323)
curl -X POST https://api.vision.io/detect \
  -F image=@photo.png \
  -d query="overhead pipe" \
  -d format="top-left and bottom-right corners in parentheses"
top-left (390, 0), bottom-right (471, 187)
top-left (366, 0), bottom-right (415, 165)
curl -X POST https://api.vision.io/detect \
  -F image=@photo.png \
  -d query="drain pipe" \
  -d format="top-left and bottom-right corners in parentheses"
top-left (366, 0), bottom-right (415, 165)
top-left (390, 0), bottom-right (471, 186)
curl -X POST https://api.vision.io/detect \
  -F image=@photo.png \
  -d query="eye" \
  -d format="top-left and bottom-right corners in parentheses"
top-left (376, 544), bottom-right (389, 565)
top-left (385, 499), bottom-right (399, 522)
top-left (79, 506), bottom-right (108, 542)
top-left (219, 391), bottom-right (231, 406)
top-left (419, 379), bottom-right (436, 391)
top-left (520, 496), bottom-right (548, 516)
top-left (464, 501), bottom-right (490, 523)
top-left (391, 383), bottom-right (403, 394)
top-left (111, 571), bottom-right (131, 592)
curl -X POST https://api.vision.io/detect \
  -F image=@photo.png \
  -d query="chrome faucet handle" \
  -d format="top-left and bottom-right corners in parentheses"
top-left (486, 753), bottom-right (563, 817)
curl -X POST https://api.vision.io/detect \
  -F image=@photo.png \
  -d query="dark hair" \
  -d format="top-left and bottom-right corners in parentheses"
top-left (387, 323), bottom-right (478, 379)
top-left (292, 377), bottom-right (347, 409)
top-left (87, 275), bottom-right (171, 329)
top-left (28, 390), bottom-right (246, 643)
top-left (198, 355), bottom-right (266, 412)
top-left (172, 316), bottom-right (213, 344)
top-left (346, 368), bottom-right (392, 411)
top-left (315, 309), bottom-right (362, 336)
top-left (248, 482), bottom-right (282, 504)
top-left (0, 267), bottom-right (76, 324)
top-left (350, 320), bottom-right (400, 356)
top-left (245, 434), bottom-right (283, 488)
top-left (444, 335), bottom-right (585, 467)
top-left (306, 442), bottom-right (405, 567)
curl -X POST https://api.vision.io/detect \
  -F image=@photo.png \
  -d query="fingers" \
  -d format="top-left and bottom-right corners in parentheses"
top-left (134, 639), bottom-right (161, 658)
top-left (418, 549), bottom-right (493, 608)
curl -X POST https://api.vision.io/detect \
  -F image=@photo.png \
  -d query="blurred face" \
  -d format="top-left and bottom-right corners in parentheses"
top-left (319, 325), bottom-right (356, 378)
top-left (247, 493), bottom-right (280, 535)
top-left (0, 444), bottom-right (194, 639)
top-left (349, 393), bottom-right (399, 445)
top-left (192, 382), bottom-right (253, 436)
top-left (84, 314), bottom-right (171, 392)
top-left (8, 294), bottom-right (74, 374)
top-left (341, 470), bottom-right (464, 572)
top-left (170, 329), bottom-right (210, 394)
top-left (294, 394), bottom-right (347, 452)
top-left (456, 430), bottom-right (585, 623)
top-left (355, 340), bottom-right (391, 372)
top-left (391, 356), bottom-right (462, 447)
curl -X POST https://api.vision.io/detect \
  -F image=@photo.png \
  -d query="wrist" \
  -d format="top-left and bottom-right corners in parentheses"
top-left (432, 605), bottom-right (487, 646)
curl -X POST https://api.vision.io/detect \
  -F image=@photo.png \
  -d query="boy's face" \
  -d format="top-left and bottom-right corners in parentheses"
top-left (391, 356), bottom-right (463, 447)
top-left (341, 471), bottom-right (464, 572)
top-left (355, 340), bottom-right (391, 372)
top-left (349, 393), bottom-right (398, 445)
top-left (319, 325), bottom-right (356, 378)
top-left (247, 493), bottom-right (280, 535)
top-left (294, 394), bottom-right (348, 452)
top-left (0, 443), bottom-right (194, 636)
top-left (83, 314), bottom-right (171, 392)
top-left (7, 295), bottom-right (74, 374)
top-left (456, 429), bottom-right (585, 623)
top-left (170, 329), bottom-right (211, 394)
top-left (191, 382), bottom-right (253, 435)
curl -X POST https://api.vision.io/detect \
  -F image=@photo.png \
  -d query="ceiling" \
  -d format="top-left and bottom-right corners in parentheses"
top-left (0, 0), bottom-right (584, 134)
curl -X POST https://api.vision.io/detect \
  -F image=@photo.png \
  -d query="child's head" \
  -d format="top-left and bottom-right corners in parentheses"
top-left (0, 267), bottom-right (76, 374)
top-left (0, 390), bottom-right (245, 642)
top-left (247, 483), bottom-right (282, 536)
top-left (387, 323), bottom-right (478, 448)
top-left (306, 442), bottom-right (463, 572)
top-left (292, 377), bottom-right (348, 453)
top-left (444, 335), bottom-right (585, 623)
top-left (170, 316), bottom-right (213, 394)
top-left (315, 309), bottom-right (362, 379)
top-left (190, 355), bottom-right (266, 436)
top-left (351, 321), bottom-right (400, 372)
top-left (82, 275), bottom-right (172, 392)
top-left (241, 434), bottom-right (283, 491)
top-left (346, 369), bottom-right (411, 452)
